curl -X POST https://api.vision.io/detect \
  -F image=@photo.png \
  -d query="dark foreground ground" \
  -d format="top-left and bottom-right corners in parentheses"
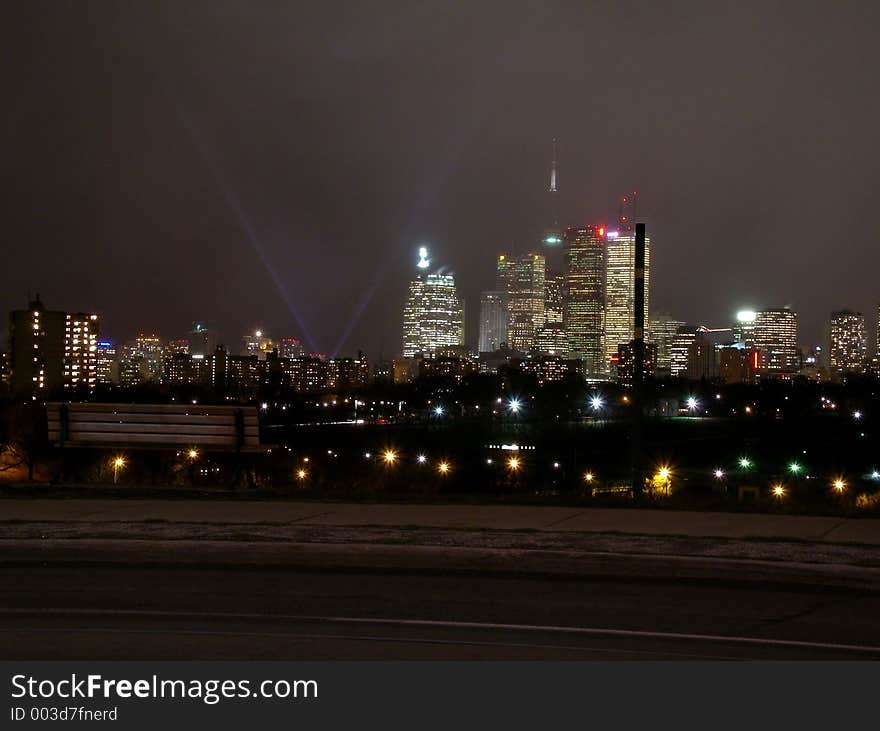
top-left (2, 497), bottom-right (879, 660)
top-left (2, 565), bottom-right (879, 660)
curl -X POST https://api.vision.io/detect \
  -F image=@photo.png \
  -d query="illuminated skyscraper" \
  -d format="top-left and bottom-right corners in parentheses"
top-left (604, 229), bottom-right (650, 373)
top-left (95, 340), bottom-right (118, 385)
top-left (829, 310), bottom-right (867, 374)
top-left (648, 312), bottom-right (685, 373)
top-left (564, 226), bottom-right (605, 376)
top-left (119, 333), bottom-right (163, 386)
top-left (496, 253), bottom-right (545, 352)
top-left (544, 270), bottom-right (565, 325)
top-left (478, 290), bottom-right (509, 352)
top-left (188, 323), bottom-right (217, 357)
top-left (242, 330), bottom-right (275, 359)
top-left (402, 247), bottom-right (464, 357)
top-left (278, 337), bottom-right (306, 359)
top-left (753, 308), bottom-right (798, 373)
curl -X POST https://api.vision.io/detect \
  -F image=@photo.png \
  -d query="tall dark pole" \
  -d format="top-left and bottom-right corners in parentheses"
top-left (631, 223), bottom-right (646, 500)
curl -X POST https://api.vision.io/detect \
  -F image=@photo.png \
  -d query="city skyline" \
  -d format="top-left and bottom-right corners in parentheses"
top-left (4, 3), bottom-right (880, 360)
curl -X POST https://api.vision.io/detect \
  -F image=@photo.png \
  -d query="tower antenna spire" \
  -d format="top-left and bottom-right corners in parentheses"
top-left (549, 138), bottom-right (558, 194)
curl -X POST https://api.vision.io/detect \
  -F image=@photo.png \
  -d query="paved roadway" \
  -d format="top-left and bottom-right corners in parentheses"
top-left (2, 565), bottom-right (879, 660)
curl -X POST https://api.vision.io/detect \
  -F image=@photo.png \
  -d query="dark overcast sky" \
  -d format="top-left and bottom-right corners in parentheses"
top-left (3, 1), bottom-right (879, 357)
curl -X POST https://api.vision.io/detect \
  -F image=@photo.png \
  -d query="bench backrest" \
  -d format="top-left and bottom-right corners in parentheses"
top-left (47, 403), bottom-right (260, 451)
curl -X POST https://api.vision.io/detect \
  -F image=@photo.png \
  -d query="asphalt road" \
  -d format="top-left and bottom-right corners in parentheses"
top-left (2, 566), bottom-right (879, 660)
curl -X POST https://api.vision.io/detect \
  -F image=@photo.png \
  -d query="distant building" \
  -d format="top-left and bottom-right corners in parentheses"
top-left (604, 228), bottom-right (650, 376)
top-left (544, 270), bottom-right (565, 325)
top-left (119, 333), bottom-right (163, 386)
top-left (188, 323), bottom-right (217, 357)
top-left (753, 308), bottom-right (799, 374)
top-left (95, 340), bottom-right (118, 385)
top-left (242, 330), bottom-right (275, 360)
top-left (648, 312), bottom-right (686, 374)
top-left (402, 247), bottom-right (464, 357)
top-left (496, 252), bottom-right (545, 352)
top-left (8, 296), bottom-right (99, 397)
top-left (669, 327), bottom-right (695, 378)
top-left (534, 324), bottom-right (570, 358)
top-left (564, 226), bottom-right (605, 377)
top-left (278, 337), bottom-right (305, 359)
top-left (617, 342), bottom-right (658, 387)
top-left (164, 338), bottom-right (189, 356)
top-left (478, 290), bottom-right (509, 352)
top-left (829, 310), bottom-right (867, 374)
top-left (719, 345), bottom-right (761, 384)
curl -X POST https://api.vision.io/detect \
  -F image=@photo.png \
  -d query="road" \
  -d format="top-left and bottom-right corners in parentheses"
top-left (2, 565), bottom-right (879, 660)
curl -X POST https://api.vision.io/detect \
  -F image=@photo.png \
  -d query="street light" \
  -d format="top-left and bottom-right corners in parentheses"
top-left (686, 396), bottom-right (699, 412)
top-left (508, 398), bottom-right (521, 414)
top-left (434, 405), bottom-right (444, 416)
top-left (713, 468), bottom-right (725, 480)
top-left (296, 469), bottom-right (307, 480)
top-left (788, 462), bottom-right (801, 475)
top-left (187, 448), bottom-right (199, 460)
top-left (739, 457), bottom-right (752, 469)
top-left (112, 456), bottom-right (126, 484)
top-left (508, 457), bottom-right (520, 471)
top-left (383, 450), bottom-right (397, 465)
top-left (772, 484), bottom-right (786, 498)
top-left (417, 454), bottom-right (427, 464)
top-left (438, 462), bottom-right (450, 475)
top-left (590, 395), bottom-right (604, 412)
top-left (832, 478), bottom-right (846, 493)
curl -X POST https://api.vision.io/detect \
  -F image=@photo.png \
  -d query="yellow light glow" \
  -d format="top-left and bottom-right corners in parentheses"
top-left (833, 479), bottom-right (846, 492)
top-left (297, 469), bottom-right (307, 479)
top-left (508, 457), bottom-right (520, 470)
top-left (113, 457), bottom-right (125, 468)
top-left (657, 467), bottom-right (670, 480)
top-left (383, 450), bottom-right (397, 464)
top-left (438, 462), bottom-right (450, 474)
top-left (187, 449), bottom-right (199, 460)
top-left (584, 472), bottom-right (594, 482)
top-left (772, 484), bottom-right (786, 497)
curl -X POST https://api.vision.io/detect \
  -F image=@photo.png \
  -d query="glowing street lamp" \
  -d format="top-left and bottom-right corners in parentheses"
top-left (417, 454), bottom-right (427, 464)
top-left (788, 462), bottom-right (802, 475)
top-left (713, 468), bottom-right (725, 480)
top-left (686, 396), bottom-right (699, 412)
top-left (383, 450), bottom-right (397, 465)
top-left (438, 462), bottom-right (450, 475)
top-left (832, 478), bottom-right (846, 493)
top-left (739, 457), bottom-right (752, 469)
top-left (296, 469), bottom-right (307, 480)
top-left (112, 456), bottom-right (126, 484)
top-left (853, 411), bottom-right (863, 420)
top-left (584, 471), bottom-right (595, 483)
top-left (508, 398), bottom-right (522, 414)
top-left (507, 457), bottom-right (520, 471)
top-left (590, 395), bottom-right (604, 412)
top-left (772, 484), bottom-right (786, 498)
top-left (187, 448), bottom-right (199, 460)
top-left (433, 405), bottom-right (445, 416)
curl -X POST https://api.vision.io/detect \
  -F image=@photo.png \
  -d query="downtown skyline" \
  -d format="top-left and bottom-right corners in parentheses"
top-left (3, 2), bottom-right (880, 359)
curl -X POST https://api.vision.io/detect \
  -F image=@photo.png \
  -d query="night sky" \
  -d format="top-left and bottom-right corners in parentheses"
top-left (3, 1), bottom-right (879, 358)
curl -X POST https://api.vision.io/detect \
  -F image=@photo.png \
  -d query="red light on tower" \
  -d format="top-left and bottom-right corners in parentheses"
top-left (598, 226), bottom-right (605, 237)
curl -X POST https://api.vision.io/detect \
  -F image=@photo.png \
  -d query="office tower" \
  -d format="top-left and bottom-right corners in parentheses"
top-left (753, 308), bottom-right (799, 373)
top-left (604, 228), bottom-right (650, 373)
top-left (534, 324), bottom-right (570, 358)
top-left (733, 310), bottom-right (758, 344)
top-left (402, 247), bottom-right (464, 357)
top-left (188, 323), bottom-right (217, 357)
top-left (478, 291), bottom-right (509, 352)
top-left (564, 226), bottom-right (605, 376)
top-left (719, 345), bottom-right (762, 384)
top-left (496, 253), bottom-right (545, 352)
top-left (242, 330), bottom-right (274, 359)
top-left (164, 338), bottom-right (189, 356)
top-left (95, 340), bottom-right (118, 385)
top-left (544, 270), bottom-right (565, 325)
top-left (119, 333), bottom-right (163, 386)
top-left (8, 296), bottom-right (100, 397)
top-left (648, 312), bottom-right (685, 373)
top-left (669, 327), bottom-right (695, 378)
top-left (829, 310), bottom-right (867, 374)
top-left (279, 337), bottom-right (306, 359)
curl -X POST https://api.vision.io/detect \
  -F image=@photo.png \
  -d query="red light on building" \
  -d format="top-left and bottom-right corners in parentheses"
top-left (598, 227), bottom-right (605, 237)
